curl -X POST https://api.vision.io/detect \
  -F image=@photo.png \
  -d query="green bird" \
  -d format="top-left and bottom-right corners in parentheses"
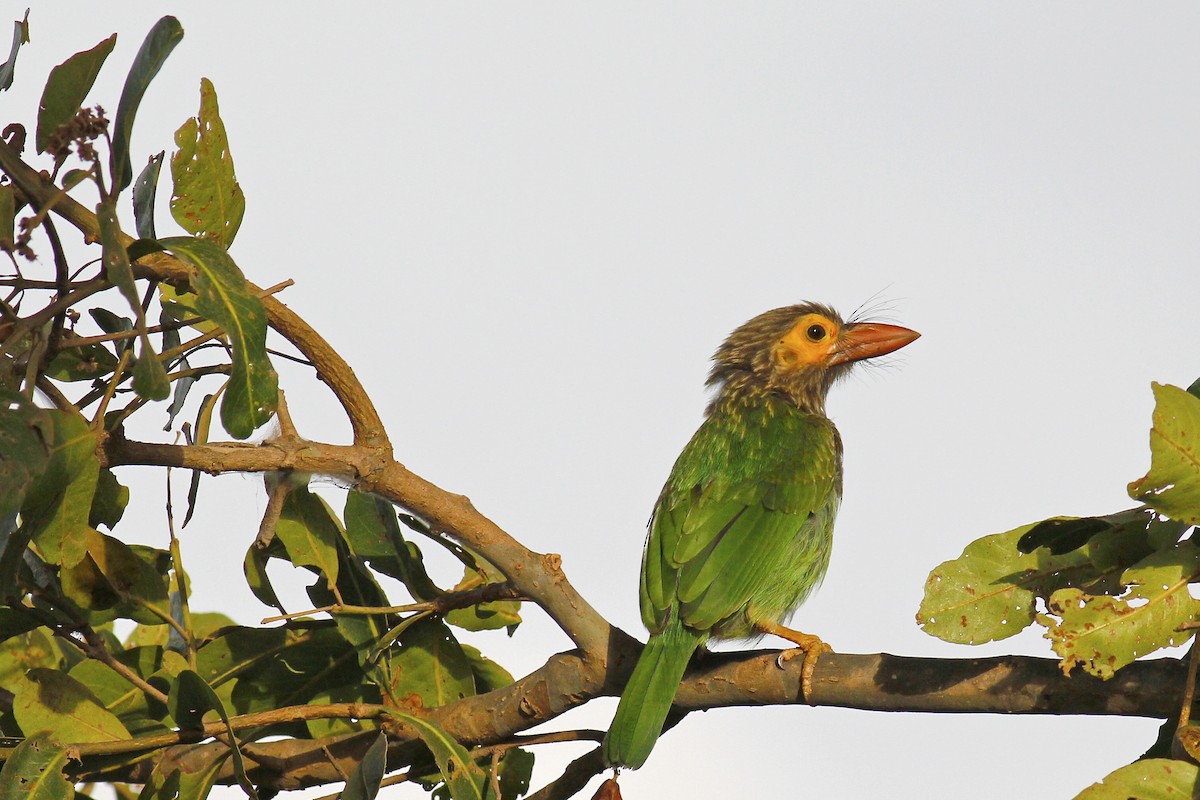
top-left (602, 302), bottom-right (919, 770)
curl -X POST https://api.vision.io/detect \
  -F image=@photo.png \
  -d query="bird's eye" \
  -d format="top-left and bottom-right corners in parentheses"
top-left (806, 324), bottom-right (826, 342)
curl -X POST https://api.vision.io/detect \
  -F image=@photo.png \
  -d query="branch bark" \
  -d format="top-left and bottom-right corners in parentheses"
top-left (81, 648), bottom-right (1184, 788)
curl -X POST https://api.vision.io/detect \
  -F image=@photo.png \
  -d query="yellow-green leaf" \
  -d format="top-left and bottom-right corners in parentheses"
top-left (1129, 383), bottom-right (1200, 523)
top-left (21, 410), bottom-right (98, 568)
top-left (0, 733), bottom-right (71, 800)
top-left (1039, 543), bottom-right (1200, 679)
top-left (12, 668), bottom-right (132, 743)
top-left (917, 523), bottom-right (1093, 644)
top-left (1075, 758), bottom-right (1199, 799)
top-left (171, 78), bottom-right (245, 247)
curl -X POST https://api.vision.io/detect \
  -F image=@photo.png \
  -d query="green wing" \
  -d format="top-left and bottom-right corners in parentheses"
top-left (639, 397), bottom-right (842, 637)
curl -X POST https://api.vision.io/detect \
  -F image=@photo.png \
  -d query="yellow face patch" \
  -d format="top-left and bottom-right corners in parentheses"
top-left (772, 313), bottom-right (841, 370)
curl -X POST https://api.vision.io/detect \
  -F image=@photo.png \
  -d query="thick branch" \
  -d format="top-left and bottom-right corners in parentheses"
top-left (83, 648), bottom-right (1184, 788)
top-left (103, 435), bottom-right (613, 654)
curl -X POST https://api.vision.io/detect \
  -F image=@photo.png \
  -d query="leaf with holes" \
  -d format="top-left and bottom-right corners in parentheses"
top-left (1075, 758), bottom-right (1200, 799)
top-left (171, 78), bottom-right (245, 247)
top-left (0, 733), bottom-right (71, 800)
top-left (159, 236), bottom-right (276, 438)
top-left (917, 523), bottom-right (1095, 644)
top-left (1039, 543), bottom-right (1200, 679)
top-left (1129, 383), bottom-right (1200, 524)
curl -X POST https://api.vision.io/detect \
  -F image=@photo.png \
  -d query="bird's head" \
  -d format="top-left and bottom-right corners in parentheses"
top-left (707, 302), bottom-right (920, 414)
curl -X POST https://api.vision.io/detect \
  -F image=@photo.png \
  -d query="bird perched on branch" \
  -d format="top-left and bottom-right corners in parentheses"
top-left (602, 302), bottom-right (919, 770)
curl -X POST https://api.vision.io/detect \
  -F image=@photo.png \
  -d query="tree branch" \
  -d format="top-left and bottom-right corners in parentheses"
top-left (77, 647), bottom-right (1183, 788)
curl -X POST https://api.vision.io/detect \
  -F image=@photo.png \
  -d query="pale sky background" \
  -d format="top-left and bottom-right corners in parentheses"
top-left (6, 4), bottom-right (1200, 798)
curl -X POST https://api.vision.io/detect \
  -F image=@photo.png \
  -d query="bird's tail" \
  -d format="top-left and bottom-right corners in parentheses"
top-left (602, 621), bottom-right (707, 769)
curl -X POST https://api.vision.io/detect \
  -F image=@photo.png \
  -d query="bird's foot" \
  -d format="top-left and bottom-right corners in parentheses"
top-left (755, 621), bottom-right (832, 704)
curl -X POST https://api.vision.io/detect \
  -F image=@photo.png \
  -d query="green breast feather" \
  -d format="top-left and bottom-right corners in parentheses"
top-left (639, 393), bottom-right (843, 639)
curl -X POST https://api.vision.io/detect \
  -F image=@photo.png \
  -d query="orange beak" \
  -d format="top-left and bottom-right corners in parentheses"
top-left (828, 323), bottom-right (921, 366)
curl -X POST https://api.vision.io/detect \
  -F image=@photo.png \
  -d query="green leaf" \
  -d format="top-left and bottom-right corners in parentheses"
top-left (1129, 383), bottom-right (1200, 523)
top-left (389, 617), bottom-right (475, 709)
top-left (139, 751), bottom-right (224, 800)
top-left (274, 484), bottom-right (342, 585)
top-left (1075, 758), bottom-right (1199, 799)
top-left (111, 16), bottom-right (183, 192)
top-left (243, 540), bottom-right (285, 613)
top-left (67, 659), bottom-right (158, 729)
top-left (492, 748), bottom-right (534, 800)
top-left (132, 151), bottom-right (164, 239)
top-left (308, 550), bottom-right (389, 669)
top-left (0, 733), bottom-right (72, 800)
top-left (20, 410), bottom-right (99, 568)
top-left (1039, 543), bottom-right (1200, 679)
top-left (303, 684), bottom-right (378, 738)
top-left (97, 199), bottom-right (169, 401)
top-left (0, 608), bottom-right (43, 643)
top-left (60, 528), bottom-right (169, 624)
top-left (12, 667), bottom-right (132, 743)
top-left (918, 523), bottom-right (1092, 644)
top-left (95, 198), bottom-right (139, 312)
top-left (89, 467), bottom-right (129, 530)
top-left (158, 237), bottom-right (276, 438)
top-left (35, 34), bottom-right (116, 153)
top-left (342, 732), bottom-right (388, 800)
top-left (169, 670), bottom-right (258, 799)
top-left (45, 341), bottom-right (119, 382)
top-left (460, 644), bottom-right (514, 693)
top-left (1016, 510), bottom-right (1148, 555)
top-left (344, 491), bottom-right (443, 601)
top-left (183, 390), bottom-right (218, 527)
top-left (162, 341), bottom-right (195, 431)
top-left (0, 390), bottom-right (51, 523)
top-left (196, 623), bottom-right (362, 714)
top-left (0, 629), bottom-right (66, 689)
top-left (0, 10), bottom-right (29, 93)
top-left (170, 78), bottom-right (245, 247)
top-left (382, 709), bottom-right (486, 800)
top-left (89, 308), bottom-right (132, 335)
top-left (445, 560), bottom-right (521, 633)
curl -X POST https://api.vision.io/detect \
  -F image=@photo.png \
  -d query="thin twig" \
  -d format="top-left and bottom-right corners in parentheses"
top-left (260, 581), bottom-right (521, 625)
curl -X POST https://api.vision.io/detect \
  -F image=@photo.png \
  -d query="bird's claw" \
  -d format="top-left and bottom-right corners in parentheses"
top-left (774, 638), bottom-right (833, 704)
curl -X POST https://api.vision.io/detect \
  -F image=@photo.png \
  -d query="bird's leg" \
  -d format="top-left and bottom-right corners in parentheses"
top-left (754, 619), bottom-right (832, 704)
